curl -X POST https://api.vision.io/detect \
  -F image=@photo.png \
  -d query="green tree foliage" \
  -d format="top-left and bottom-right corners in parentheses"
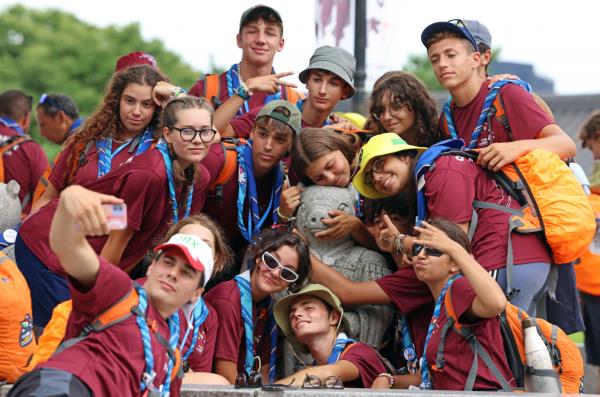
top-left (403, 53), bottom-right (444, 91)
top-left (0, 5), bottom-right (215, 157)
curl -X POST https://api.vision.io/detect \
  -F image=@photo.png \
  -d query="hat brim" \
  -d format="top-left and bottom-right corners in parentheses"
top-left (353, 142), bottom-right (426, 199)
top-left (153, 243), bottom-right (206, 272)
top-left (274, 289), bottom-right (350, 351)
top-left (298, 63), bottom-right (356, 98)
top-left (421, 21), bottom-right (474, 49)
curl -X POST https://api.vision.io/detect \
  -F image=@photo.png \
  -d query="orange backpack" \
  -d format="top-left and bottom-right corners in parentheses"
top-left (441, 284), bottom-right (584, 393)
top-left (574, 194), bottom-right (600, 295)
top-left (28, 300), bottom-right (72, 368)
top-left (0, 136), bottom-right (30, 183)
top-left (208, 138), bottom-right (246, 202)
top-left (0, 252), bottom-right (36, 383)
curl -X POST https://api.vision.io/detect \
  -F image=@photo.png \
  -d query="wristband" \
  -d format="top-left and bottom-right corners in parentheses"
top-left (276, 208), bottom-right (294, 224)
top-left (169, 86), bottom-right (187, 98)
top-left (376, 373), bottom-right (395, 388)
top-left (392, 233), bottom-right (407, 256)
top-left (235, 82), bottom-right (252, 101)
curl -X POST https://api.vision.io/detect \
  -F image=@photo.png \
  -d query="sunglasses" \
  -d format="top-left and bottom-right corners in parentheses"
top-left (447, 19), bottom-right (479, 52)
top-left (261, 251), bottom-right (299, 283)
top-left (38, 93), bottom-right (61, 110)
top-left (411, 243), bottom-right (444, 258)
top-left (302, 374), bottom-right (343, 389)
top-left (235, 371), bottom-right (262, 389)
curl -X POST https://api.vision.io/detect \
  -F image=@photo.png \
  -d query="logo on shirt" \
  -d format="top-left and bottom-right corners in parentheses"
top-left (19, 313), bottom-right (34, 347)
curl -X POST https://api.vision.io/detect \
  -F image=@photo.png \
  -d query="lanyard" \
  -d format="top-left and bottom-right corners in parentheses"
top-left (326, 332), bottom-right (355, 364)
top-left (419, 274), bottom-right (462, 390)
top-left (398, 314), bottom-right (419, 374)
top-left (442, 80), bottom-right (531, 148)
top-left (156, 139), bottom-right (194, 224)
top-left (225, 64), bottom-right (281, 117)
top-left (134, 283), bottom-right (179, 397)
top-left (234, 270), bottom-right (278, 382)
top-left (235, 141), bottom-right (283, 242)
top-left (96, 128), bottom-right (155, 177)
top-left (179, 298), bottom-right (210, 361)
top-left (0, 117), bottom-right (25, 136)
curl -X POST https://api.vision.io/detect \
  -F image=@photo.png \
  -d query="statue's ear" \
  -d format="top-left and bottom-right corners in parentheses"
top-left (6, 180), bottom-right (20, 200)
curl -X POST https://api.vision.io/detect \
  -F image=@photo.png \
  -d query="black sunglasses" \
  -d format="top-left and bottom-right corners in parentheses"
top-left (235, 371), bottom-right (262, 389)
top-left (411, 243), bottom-right (444, 258)
top-left (447, 19), bottom-right (479, 51)
top-left (302, 374), bottom-right (343, 389)
top-left (171, 126), bottom-right (217, 143)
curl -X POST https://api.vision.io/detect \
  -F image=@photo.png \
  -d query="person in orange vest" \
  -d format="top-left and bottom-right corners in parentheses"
top-left (576, 110), bottom-right (600, 394)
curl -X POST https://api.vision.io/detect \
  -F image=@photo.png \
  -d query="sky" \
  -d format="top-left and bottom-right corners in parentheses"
top-left (3, 0), bottom-right (599, 95)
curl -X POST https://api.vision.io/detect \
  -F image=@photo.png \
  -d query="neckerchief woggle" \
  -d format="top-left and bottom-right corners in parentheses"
top-left (442, 79), bottom-right (532, 149)
top-left (179, 298), bottom-right (210, 361)
top-left (419, 274), bottom-right (462, 390)
top-left (134, 283), bottom-right (180, 397)
top-left (155, 139), bottom-right (194, 224)
top-left (235, 140), bottom-right (284, 242)
top-left (326, 332), bottom-right (355, 364)
top-left (234, 270), bottom-right (278, 383)
top-left (96, 127), bottom-right (155, 177)
top-left (0, 117), bottom-right (25, 136)
top-left (226, 64), bottom-right (281, 117)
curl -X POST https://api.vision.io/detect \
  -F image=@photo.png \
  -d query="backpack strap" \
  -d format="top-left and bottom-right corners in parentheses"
top-left (282, 86), bottom-right (304, 104)
top-left (0, 135), bottom-right (30, 182)
top-left (204, 74), bottom-right (222, 108)
top-left (208, 138), bottom-right (245, 201)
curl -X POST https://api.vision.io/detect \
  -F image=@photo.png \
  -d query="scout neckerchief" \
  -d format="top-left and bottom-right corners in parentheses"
top-left (156, 138), bottom-right (194, 224)
top-left (96, 127), bottom-right (155, 177)
top-left (0, 117), bottom-right (25, 136)
top-left (234, 270), bottom-right (278, 383)
top-left (225, 63), bottom-right (281, 117)
top-left (326, 332), bottom-right (355, 364)
top-left (179, 298), bottom-right (210, 361)
top-left (134, 283), bottom-right (179, 397)
top-left (419, 274), bottom-right (462, 390)
top-left (397, 314), bottom-right (419, 374)
top-left (235, 140), bottom-right (284, 242)
top-left (442, 79), bottom-right (531, 149)
top-left (67, 117), bottom-right (84, 135)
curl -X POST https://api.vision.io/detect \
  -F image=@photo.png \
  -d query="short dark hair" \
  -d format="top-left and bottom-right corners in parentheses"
top-left (0, 90), bottom-right (32, 120)
top-left (37, 93), bottom-right (80, 119)
top-left (240, 9), bottom-right (283, 36)
top-left (426, 31), bottom-right (477, 53)
top-left (363, 192), bottom-right (415, 226)
top-left (429, 218), bottom-right (472, 254)
top-left (579, 110), bottom-right (600, 147)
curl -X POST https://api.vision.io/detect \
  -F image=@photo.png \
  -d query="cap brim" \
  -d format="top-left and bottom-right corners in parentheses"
top-left (421, 21), bottom-right (468, 47)
top-left (153, 243), bottom-right (205, 272)
top-left (298, 63), bottom-right (356, 97)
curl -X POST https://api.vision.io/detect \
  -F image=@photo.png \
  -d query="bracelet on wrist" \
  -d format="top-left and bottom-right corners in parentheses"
top-left (235, 82), bottom-right (252, 101)
top-left (169, 86), bottom-right (188, 98)
top-left (276, 208), bottom-right (294, 224)
top-left (392, 233), bottom-right (407, 256)
top-left (376, 372), bottom-right (395, 388)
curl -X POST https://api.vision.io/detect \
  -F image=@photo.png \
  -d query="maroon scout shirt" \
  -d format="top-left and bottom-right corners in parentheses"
top-left (40, 257), bottom-right (180, 397)
top-left (0, 125), bottom-right (48, 214)
top-left (424, 155), bottom-right (550, 271)
top-left (424, 277), bottom-right (516, 390)
top-left (20, 148), bottom-right (210, 275)
top-left (340, 342), bottom-right (388, 388)
top-left (440, 82), bottom-right (554, 147)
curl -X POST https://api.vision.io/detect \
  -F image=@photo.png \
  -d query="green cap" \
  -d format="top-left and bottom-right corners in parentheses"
top-left (256, 99), bottom-right (302, 136)
top-left (353, 132), bottom-right (427, 199)
top-left (274, 284), bottom-right (350, 351)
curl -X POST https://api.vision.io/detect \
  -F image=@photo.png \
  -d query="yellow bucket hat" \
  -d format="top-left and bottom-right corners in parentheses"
top-left (353, 132), bottom-right (426, 199)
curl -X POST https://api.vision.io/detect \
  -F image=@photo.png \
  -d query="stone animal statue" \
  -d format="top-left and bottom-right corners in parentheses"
top-left (279, 184), bottom-right (393, 375)
top-left (0, 180), bottom-right (21, 261)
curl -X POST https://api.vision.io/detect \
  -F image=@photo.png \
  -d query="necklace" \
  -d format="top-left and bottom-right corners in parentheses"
top-left (112, 136), bottom-right (132, 144)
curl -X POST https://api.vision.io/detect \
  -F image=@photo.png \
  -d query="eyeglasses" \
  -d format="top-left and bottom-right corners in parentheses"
top-left (261, 251), bottom-right (299, 283)
top-left (302, 374), bottom-right (344, 389)
top-left (447, 19), bottom-right (479, 52)
top-left (235, 371), bottom-right (262, 389)
top-left (38, 93), bottom-right (61, 110)
top-left (411, 243), bottom-right (444, 258)
top-left (364, 157), bottom-right (386, 186)
top-left (372, 101), bottom-right (409, 122)
top-left (171, 126), bottom-right (217, 143)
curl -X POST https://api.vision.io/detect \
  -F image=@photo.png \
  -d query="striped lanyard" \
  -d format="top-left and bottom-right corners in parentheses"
top-left (225, 63), bottom-right (281, 117)
top-left (234, 270), bottom-right (278, 382)
top-left (156, 139), bottom-right (194, 224)
top-left (326, 332), bottom-right (355, 364)
top-left (398, 314), bottom-right (419, 374)
top-left (235, 141), bottom-right (283, 242)
top-left (134, 283), bottom-right (179, 397)
top-left (0, 117), bottom-right (25, 135)
top-left (419, 274), bottom-right (462, 390)
top-left (179, 298), bottom-right (210, 361)
top-left (442, 80), bottom-right (532, 148)
top-left (96, 128), bottom-right (155, 177)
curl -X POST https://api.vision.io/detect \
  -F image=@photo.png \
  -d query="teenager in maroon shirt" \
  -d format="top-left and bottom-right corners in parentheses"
top-left (204, 229), bottom-right (311, 384)
top-left (274, 284), bottom-right (388, 388)
top-left (16, 96), bottom-right (219, 327)
top-left (9, 186), bottom-right (219, 397)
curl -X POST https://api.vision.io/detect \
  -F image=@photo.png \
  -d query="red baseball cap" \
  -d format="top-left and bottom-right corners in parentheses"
top-left (115, 51), bottom-right (159, 72)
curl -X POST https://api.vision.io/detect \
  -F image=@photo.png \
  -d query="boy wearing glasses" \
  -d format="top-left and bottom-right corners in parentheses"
top-left (273, 284), bottom-right (389, 388)
top-left (201, 100), bottom-right (302, 276)
top-left (0, 89), bottom-right (49, 215)
top-left (421, 20), bottom-right (575, 171)
top-left (36, 93), bottom-right (83, 145)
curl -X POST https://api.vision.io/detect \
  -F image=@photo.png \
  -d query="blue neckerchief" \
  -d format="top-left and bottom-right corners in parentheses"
top-left (235, 140), bottom-right (284, 242)
top-left (179, 298), bottom-right (210, 361)
top-left (0, 223), bottom-right (19, 247)
top-left (96, 128), bottom-right (155, 177)
top-left (326, 332), bottom-right (355, 364)
top-left (398, 314), bottom-right (418, 374)
top-left (234, 270), bottom-right (278, 382)
top-left (68, 118), bottom-right (83, 135)
top-left (0, 117), bottom-right (25, 136)
top-left (225, 64), bottom-right (281, 117)
top-left (133, 283), bottom-right (180, 397)
top-left (156, 139), bottom-right (194, 224)
top-left (442, 79), bottom-right (532, 148)
top-left (420, 274), bottom-right (462, 390)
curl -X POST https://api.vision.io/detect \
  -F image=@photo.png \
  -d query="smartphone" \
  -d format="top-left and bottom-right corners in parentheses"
top-left (102, 203), bottom-right (127, 230)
